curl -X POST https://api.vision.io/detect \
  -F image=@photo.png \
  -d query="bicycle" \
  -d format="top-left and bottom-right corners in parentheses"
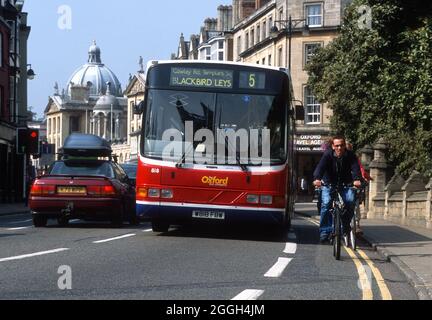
top-left (327, 184), bottom-right (357, 260)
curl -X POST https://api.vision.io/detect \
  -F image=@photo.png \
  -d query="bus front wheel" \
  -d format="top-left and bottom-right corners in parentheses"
top-left (152, 221), bottom-right (169, 233)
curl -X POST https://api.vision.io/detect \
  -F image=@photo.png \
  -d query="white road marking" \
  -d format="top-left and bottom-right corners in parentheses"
top-left (232, 290), bottom-right (264, 301)
top-left (69, 220), bottom-right (81, 223)
top-left (284, 243), bottom-right (297, 255)
top-left (6, 227), bottom-right (30, 231)
top-left (0, 248), bottom-right (70, 263)
top-left (264, 258), bottom-right (293, 278)
top-left (143, 229), bottom-right (153, 233)
top-left (93, 234), bottom-right (136, 244)
top-left (6, 219), bottom-right (33, 225)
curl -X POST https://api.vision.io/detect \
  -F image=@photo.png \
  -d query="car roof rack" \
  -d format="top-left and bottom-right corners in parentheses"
top-left (60, 134), bottom-right (112, 158)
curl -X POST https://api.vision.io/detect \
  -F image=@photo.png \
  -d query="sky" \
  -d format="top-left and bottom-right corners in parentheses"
top-left (24, 0), bottom-right (229, 118)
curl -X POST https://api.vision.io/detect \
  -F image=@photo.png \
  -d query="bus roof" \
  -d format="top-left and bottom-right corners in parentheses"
top-left (146, 60), bottom-right (288, 74)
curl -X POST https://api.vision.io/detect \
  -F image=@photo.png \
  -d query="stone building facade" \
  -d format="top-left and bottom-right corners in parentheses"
top-left (45, 42), bottom-right (128, 160)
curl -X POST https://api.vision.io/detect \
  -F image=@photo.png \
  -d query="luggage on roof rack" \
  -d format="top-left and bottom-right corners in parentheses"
top-left (61, 134), bottom-right (112, 157)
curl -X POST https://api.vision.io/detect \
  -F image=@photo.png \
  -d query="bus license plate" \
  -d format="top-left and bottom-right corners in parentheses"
top-left (192, 211), bottom-right (225, 220)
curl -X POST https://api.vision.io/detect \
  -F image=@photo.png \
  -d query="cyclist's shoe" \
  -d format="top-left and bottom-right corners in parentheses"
top-left (320, 236), bottom-right (331, 245)
top-left (343, 233), bottom-right (350, 247)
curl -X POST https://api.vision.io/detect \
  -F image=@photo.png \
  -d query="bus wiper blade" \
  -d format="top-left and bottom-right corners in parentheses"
top-left (176, 144), bottom-right (194, 169)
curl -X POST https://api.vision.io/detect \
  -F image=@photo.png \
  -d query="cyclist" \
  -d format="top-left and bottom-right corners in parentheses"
top-left (346, 142), bottom-right (373, 235)
top-left (313, 136), bottom-right (362, 244)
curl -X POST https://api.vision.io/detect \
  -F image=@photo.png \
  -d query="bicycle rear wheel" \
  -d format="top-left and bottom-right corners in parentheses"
top-left (333, 210), bottom-right (342, 260)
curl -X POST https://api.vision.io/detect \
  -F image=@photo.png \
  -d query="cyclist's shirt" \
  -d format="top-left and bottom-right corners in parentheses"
top-left (313, 149), bottom-right (361, 186)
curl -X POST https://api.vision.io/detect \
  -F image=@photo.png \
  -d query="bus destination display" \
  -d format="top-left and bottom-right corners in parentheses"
top-left (239, 72), bottom-right (266, 90)
top-left (170, 67), bottom-right (233, 89)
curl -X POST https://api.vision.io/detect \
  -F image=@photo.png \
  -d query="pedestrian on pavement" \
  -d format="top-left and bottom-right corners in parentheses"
top-left (313, 135), bottom-right (362, 244)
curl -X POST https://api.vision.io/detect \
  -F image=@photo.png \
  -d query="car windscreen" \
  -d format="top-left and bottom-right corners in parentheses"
top-left (50, 161), bottom-right (115, 178)
top-left (121, 164), bottom-right (137, 179)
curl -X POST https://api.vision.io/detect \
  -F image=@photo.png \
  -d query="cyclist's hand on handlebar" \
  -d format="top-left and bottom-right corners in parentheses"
top-left (314, 180), bottom-right (322, 188)
top-left (354, 180), bottom-right (362, 189)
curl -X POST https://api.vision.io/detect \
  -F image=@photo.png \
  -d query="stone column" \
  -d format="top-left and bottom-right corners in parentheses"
top-left (368, 139), bottom-right (389, 219)
top-left (359, 145), bottom-right (374, 218)
top-left (426, 179), bottom-right (432, 229)
top-left (104, 115), bottom-right (109, 140)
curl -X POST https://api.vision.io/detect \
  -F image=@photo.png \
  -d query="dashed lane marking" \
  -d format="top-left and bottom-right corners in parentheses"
top-left (357, 249), bottom-right (393, 300)
top-left (345, 247), bottom-right (374, 300)
top-left (232, 290), bottom-right (264, 301)
top-left (264, 258), bottom-right (293, 278)
top-left (93, 234), bottom-right (136, 244)
top-left (0, 248), bottom-right (70, 263)
top-left (284, 243), bottom-right (297, 255)
top-left (6, 227), bottom-right (30, 231)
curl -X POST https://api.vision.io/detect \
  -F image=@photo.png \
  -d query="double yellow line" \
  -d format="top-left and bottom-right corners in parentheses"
top-left (306, 217), bottom-right (392, 300)
top-left (345, 247), bottom-right (393, 300)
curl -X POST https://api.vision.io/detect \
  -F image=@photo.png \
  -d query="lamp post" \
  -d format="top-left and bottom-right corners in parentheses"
top-left (27, 64), bottom-right (36, 80)
top-left (270, 16), bottom-right (310, 71)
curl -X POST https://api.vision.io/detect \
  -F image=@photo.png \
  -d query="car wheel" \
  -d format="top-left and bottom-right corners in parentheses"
top-left (33, 215), bottom-right (48, 228)
top-left (129, 215), bottom-right (139, 226)
top-left (152, 221), bottom-right (169, 233)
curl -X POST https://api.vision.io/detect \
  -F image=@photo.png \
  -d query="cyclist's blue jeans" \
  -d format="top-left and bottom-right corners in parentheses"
top-left (320, 186), bottom-right (356, 239)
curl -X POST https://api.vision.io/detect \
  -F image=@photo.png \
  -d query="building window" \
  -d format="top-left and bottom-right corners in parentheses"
top-left (218, 40), bottom-right (224, 50)
top-left (306, 4), bottom-right (323, 27)
top-left (304, 43), bottom-right (322, 66)
top-left (278, 47), bottom-right (283, 67)
top-left (69, 116), bottom-right (80, 134)
top-left (251, 28), bottom-right (255, 46)
top-left (304, 87), bottom-right (321, 124)
top-left (268, 54), bottom-right (272, 66)
top-left (53, 118), bottom-right (57, 134)
top-left (268, 16), bottom-right (273, 36)
top-left (58, 117), bottom-right (61, 133)
top-left (245, 32), bottom-right (249, 49)
top-left (262, 57), bottom-right (266, 65)
top-left (206, 47), bottom-right (211, 60)
top-left (262, 21), bottom-right (267, 39)
top-left (218, 52), bottom-right (224, 61)
top-left (257, 25), bottom-right (261, 43)
top-left (237, 36), bottom-right (242, 55)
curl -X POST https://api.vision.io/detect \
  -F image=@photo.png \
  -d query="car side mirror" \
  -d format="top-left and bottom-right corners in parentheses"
top-left (134, 101), bottom-right (146, 115)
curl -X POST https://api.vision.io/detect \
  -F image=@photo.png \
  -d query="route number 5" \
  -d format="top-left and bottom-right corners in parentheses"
top-left (249, 74), bottom-right (256, 88)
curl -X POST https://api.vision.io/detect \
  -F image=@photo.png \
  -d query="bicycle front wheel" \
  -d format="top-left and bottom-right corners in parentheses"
top-left (333, 210), bottom-right (342, 260)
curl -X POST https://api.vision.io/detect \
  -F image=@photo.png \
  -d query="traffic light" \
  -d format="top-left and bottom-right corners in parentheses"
top-left (27, 129), bottom-right (40, 155)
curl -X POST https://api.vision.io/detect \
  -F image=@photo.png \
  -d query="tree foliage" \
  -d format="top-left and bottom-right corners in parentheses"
top-left (306, 0), bottom-right (432, 178)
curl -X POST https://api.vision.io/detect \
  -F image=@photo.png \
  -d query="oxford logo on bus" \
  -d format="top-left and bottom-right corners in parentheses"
top-left (162, 121), bottom-right (271, 172)
top-left (202, 176), bottom-right (229, 187)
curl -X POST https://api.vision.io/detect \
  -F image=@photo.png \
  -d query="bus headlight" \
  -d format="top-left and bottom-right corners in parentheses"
top-left (260, 195), bottom-right (273, 205)
top-left (247, 195), bottom-right (259, 204)
top-left (161, 189), bottom-right (173, 199)
top-left (148, 189), bottom-right (161, 198)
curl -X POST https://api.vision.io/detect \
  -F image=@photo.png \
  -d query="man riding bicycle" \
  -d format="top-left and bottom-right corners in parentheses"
top-left (313, 136), bottom-right (362, 244)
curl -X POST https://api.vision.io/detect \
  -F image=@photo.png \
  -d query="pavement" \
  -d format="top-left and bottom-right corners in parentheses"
top-left (296, 203), bottom-right (432, 300)
top-left (0, 203), bottom-right (30, 217)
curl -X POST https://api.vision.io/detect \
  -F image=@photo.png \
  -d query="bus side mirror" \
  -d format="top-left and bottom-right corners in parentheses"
top-left (295, 105), bottom-right (305, 121)
top-left (134, 101), bottom-right (145, 115)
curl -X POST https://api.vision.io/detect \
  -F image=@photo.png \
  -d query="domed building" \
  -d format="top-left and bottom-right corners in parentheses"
top-left (44, 42), bottom-right (131, 161)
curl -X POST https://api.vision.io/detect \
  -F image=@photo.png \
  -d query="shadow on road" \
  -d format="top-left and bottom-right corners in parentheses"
top-left (157, 223), bottom-right (289, 243)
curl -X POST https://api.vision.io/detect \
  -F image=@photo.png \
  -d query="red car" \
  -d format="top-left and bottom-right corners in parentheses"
top-left (29, 134), bottom-right (137, 227)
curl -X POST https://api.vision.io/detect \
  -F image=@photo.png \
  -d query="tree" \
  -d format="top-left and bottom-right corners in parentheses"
top-left (306, 0), bottom-right (432, 178)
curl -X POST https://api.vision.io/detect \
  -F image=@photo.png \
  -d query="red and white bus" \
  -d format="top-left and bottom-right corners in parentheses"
top-left (134, 61), bottom-right (300, 232)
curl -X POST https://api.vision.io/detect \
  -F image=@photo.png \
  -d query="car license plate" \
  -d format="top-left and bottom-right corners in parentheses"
top-left (192, 211), bottom-right (225, 220)
top-left (57, 186), bottom-right (87, 195)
